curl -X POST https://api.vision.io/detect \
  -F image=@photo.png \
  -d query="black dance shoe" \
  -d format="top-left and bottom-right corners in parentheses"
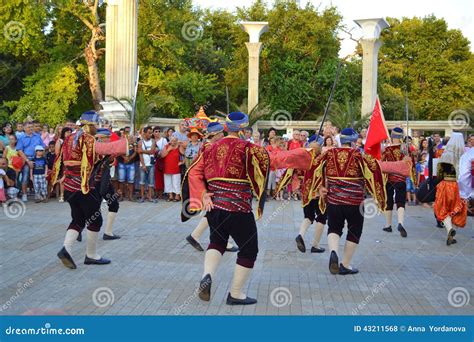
top-left (382, 226), bottom-right (392, 232)
top-left (226, 293), bottom-right (257, 305)
top-left (311, 246), bottom-right (325, 253)
top-left (103, 233), bottom-right (121, 240)
top-left (186, 235), bottom-right (204, 252)
top-left (198, 274), bottom-right (212, 301)
top-left (84, 256), bottom-right (111, 265)
top-left (295, 234), bottom-right (306, 253)
top-left (446, 229), bottom-right (457, 246)
top-left (76, 232), bottom-right (82, 242)
top-left (338, 263), bottom-right (359, 275)
top-left (226, 246), bottom-right (239, 252)
top-left (397, 224), bottom-right (407, 238)
top-left (57, 247), bottom-right (77, 269)
top-left (329, 251), bottom-right (339, 274)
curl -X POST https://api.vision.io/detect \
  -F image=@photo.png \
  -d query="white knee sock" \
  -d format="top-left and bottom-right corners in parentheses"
top-left (312, 222), bottom-right (324, 248)
top-left (298, 218), bottom-right (312, 237)
top-left (86, 230), bottom-right (101, 260)
top-left (191, 217), bottom-right (209, 241)
top-left (341, 241), bottom-right (358, 269)
top-left (443, 216), bottom-right (454, 236)
top-left (384, 210), bottom-right (393, 227)
top-left (104, 212), bottom-right (117, 236)
top-left (397, 207), bottom-right (405, 226)
top-left (230, 264), bottom-right (253, 299)
top-left (203, 249), bottom-right (222, 278)
top-left (327, 233), bottom-right (340, 254)
top-left (63, 229), bottom-right (79, 254)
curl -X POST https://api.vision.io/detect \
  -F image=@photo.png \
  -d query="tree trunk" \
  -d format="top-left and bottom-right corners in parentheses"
top-left (84, 43), bottom-right (103, 111)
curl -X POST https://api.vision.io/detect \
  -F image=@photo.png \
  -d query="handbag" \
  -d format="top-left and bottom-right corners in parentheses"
top-left (142, 140), bottom-right (155, 165)
top-left (11, 155), bottom-right (25, 171)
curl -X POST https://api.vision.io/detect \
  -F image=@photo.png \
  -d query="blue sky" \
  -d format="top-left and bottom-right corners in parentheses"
top-left (194, 0), bottom-right (473, 56)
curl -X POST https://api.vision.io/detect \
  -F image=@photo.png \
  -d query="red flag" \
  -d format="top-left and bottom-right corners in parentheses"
top-left (365, 97), bottom-right (389, 160)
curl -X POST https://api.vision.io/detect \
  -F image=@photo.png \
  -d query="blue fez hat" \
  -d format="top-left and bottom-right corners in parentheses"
top-left (96, 128), bottom-right (111, 137)
top-left (308, 134), bottom-right (324, 145)
top-left (391, 127), bottom-right (404, 139)
top-left (225, 112), bottom-right (249, 132)
top-left (207, 121), bottom-right (224, 135)
top-left (79, 111), bottom-right (100, 125)
top-left (340, 128), bottom-right (359, 145)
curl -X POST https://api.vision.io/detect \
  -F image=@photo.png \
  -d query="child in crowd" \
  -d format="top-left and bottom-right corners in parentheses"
top-left (406, 176), bottom-right (416, 206)
top-left (30, 146), bottom-right (48, 203)
top-left (0, 157), bottom-right (18, 204)
top-left (417, 153), bottom-right (427, 185)
top-left (45, 141), bottom-right (56, 197)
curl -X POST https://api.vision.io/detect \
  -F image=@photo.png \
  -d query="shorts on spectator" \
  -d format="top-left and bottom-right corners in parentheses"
top-left (7, 187), bottom-right (19, 199)
top-left (267, 170), bottom-right (276, 190)
top-left (164, 173), bottom-right (181, 194)
top-left (139, 165), bottom-right (155, 187)
top-left (118, 162), bottom-right (136, 184)
top-left (406, 178), bottom-right (415, 193)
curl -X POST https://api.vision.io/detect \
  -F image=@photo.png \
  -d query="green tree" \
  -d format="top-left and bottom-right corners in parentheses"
top-left (379, 15), bottom-right (474, 120)
top-left (5, 63), bottom-right (80, 126)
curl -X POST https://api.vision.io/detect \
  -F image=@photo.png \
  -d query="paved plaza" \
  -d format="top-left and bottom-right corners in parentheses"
top-left (0, 199), bottom-right (472, 316)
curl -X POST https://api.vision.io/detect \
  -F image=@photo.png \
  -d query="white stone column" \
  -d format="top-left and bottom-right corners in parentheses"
top-left (354, 18), bottom-right (389, 117)
top-left (241, 22), bottom-right (268, 114)
top-left (105, 0), bottom-right (118, 99)
top-left (116, 0), bottom-right (138, 99)
top-left (101, 0), bottom-right (138, 127)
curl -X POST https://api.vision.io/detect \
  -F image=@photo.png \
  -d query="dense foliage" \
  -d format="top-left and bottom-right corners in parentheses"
top-left (1, 0), bottom-right (472, 125)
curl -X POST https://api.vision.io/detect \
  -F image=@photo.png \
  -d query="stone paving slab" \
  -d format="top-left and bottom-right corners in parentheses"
top-left (0, 198), bottom-right (472, 315)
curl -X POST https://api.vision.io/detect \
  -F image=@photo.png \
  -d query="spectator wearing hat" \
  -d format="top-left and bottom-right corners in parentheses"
top-left (16, 122), bottom-right (45, 202)
top-left (30, 145), bottom-right (48, 202)
top-left (161, 136), bottom-right (184, 202)
top-left (184, 128), bottom-right (203, 169)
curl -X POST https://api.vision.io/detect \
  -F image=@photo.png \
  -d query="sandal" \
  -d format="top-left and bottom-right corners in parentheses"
top-left (167, 198), bottom-right (173, 202)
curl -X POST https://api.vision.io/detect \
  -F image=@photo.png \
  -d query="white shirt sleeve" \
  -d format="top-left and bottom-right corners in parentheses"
top-left (458, 148), bottom-right (474, 199)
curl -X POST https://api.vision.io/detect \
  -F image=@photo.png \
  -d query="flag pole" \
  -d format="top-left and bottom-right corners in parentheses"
top-left (404, 89), bottom-right (409, 154)
top-left (317, 60), bottom-right (342, 138)
top-left (131, 65), bottom-right (140, 135)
